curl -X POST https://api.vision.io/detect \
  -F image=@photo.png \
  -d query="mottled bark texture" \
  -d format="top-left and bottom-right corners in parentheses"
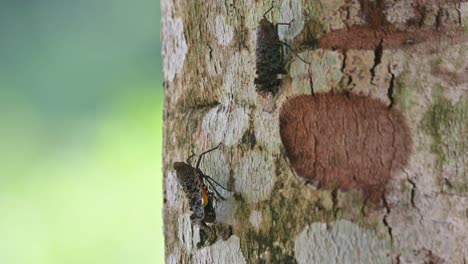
top-left (163, 0), bottom-right (468, 263)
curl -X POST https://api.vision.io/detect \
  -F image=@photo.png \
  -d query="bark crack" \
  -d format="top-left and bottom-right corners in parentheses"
top-left (407, 177), bottom-right (423, 225)
top-left (387, 64), bottom-right (395, 108)
top-left (341, 50), bottom-right (353, 90)
top-left (308, 64), bottom-right (315, 95)
top-left (370, 38), bottom-right (383, 84)
top-left (436, 8), bottom-right (443, 30)
top-left (402, 169), bottom-right (424, 225)
top-left (382, 194), bottom-right (393, 244)
top-left (456, 3), bottom-right (462, 27)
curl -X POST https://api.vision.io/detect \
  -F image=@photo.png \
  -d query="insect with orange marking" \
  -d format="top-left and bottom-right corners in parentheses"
top-left (173, 144), bottom-right (228, 225)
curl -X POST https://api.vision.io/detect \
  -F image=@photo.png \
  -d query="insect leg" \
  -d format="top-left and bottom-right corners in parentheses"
top-left (202, 174), bottom-right (230, 191)
top-left (195, 143), bottom-right (222, 169)
top-left (186, 150), bottom-right (196, 165)
top-left (276, 19), bottom-right (294, 27)
top-left (197, 170), bottom-right (227, 200)
top-left (205, 181), bottom-right (226, 200)
top-left (279, 40), bottom-right (310, 64)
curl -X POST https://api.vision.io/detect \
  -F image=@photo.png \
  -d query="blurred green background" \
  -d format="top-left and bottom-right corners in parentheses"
top-left (0, 0), bottom-right (163, 263)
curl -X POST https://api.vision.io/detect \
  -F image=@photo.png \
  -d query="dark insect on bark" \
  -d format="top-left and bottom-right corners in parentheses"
top-left (254, 5), bottom-right (288, 96)
top-left (172, 144), bottom-right (228, 225)
top-left (255, 4), bottom-right (310, 96)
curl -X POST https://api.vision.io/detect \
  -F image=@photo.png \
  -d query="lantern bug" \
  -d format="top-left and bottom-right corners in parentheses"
top-left (173, 143), bottom-right (229, 225)
top-left (255, 2), bottom-right (310, 95)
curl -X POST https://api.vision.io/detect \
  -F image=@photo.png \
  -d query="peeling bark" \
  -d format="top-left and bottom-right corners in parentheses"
top-left (163, 0), bottom-right (468, 263)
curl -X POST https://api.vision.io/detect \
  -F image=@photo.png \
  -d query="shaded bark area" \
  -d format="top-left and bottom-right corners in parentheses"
top-left (163, 0), bottom-right (468, 263)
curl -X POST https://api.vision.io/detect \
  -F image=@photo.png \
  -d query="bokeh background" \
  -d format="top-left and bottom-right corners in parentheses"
top-left (0, 0), bottom-right (163, 263)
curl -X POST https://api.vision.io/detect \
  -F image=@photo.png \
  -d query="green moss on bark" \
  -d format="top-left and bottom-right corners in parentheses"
top-left (421, 84), bottom-right (468, 193)
top-left (393, 71), bottom-right (417, 113)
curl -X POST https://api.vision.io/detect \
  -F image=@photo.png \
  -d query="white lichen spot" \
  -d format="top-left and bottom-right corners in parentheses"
top-left (290, 49), bottom-right (342, 94)
top-left (165, 170), bottom-right (179, 209)
top-left (254, 109), bottom-right (282, 154)
top-left (288, 51), bottom-right (314, 95)
top-left (222, 50), bottom-right (257, 105)
top-left (384, 1), bottom-right (415, 28)
top-left (167, 254), bottom-right (177, 264)
top-left (249, 210), bottom-right (263, 231)
top-left (234, 149), bottom-right (275, 203)
top-left (311, 50), bottom-right (343, 93)
top-left (202, 105), bottom-right (228, 145)
top-left (178, 214), bottom-right (194, 253)
top-left (279, 0), bottom-right (304, 40)
top-left (192, 236), bottom-right (246, 264)
top-left (215, 15), bottom-right (234, 46)
top-left (163, 15), bottom-right (188, 82)
top-left (192, 225), bottom-right (201, 248)
top-left (294, 220), bottom-right (391, 264)
top-left (202, 104), bottom-right (249, 146)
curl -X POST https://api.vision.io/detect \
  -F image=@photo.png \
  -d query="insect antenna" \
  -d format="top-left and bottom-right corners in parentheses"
top-left (186, 150), bottom-right (196, 165)
top-left (263, 2), bottom-right (274, 20)
top-left (195, 143), bottom-right (222, 169)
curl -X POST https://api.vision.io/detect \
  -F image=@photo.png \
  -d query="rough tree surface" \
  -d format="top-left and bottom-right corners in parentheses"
top-left (163, 0), bottom-right (468, 263)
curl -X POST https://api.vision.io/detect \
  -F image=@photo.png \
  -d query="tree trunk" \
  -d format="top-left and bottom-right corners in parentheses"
top-left (163, 0), bottom-right (468, 263)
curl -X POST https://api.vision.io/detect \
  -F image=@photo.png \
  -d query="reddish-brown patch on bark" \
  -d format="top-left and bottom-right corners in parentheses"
top-left (279, 94), bottom-right (412, 204)
top-left (318, 0), bottom-right (466, 51)
top-left (318, 26), bottom-right (466, 50)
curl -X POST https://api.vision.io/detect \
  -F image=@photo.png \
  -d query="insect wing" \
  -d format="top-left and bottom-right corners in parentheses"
top-left (173, 162), bottom-right (206, 224)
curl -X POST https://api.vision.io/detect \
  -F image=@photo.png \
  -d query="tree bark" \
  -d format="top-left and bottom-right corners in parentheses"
top-left (163, 0), bottom-right (468, 263)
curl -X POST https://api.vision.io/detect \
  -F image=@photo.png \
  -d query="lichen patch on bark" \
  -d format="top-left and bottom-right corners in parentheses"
top-left (289, 50), bottom-right (343, 94)
top-left (202, 104), bottom-right (249, 146)
top-left (420, 86), bottom-right (468, 193)
top-left (162, 0), bottom-right (188, 82)
top-left (191, 235), bottom-right (246, 264)
top-left (253, 109), bottom-right (282, 154)
top-left (294, 220), bottom-right (391, 264)
top-left (278, 0), bottom-right (304, 40)
top-left (249, 210), bottom-right (263, 232)
top-left (165, 170), bottom-right (180, 209)
top-left (279, 94), bottom-right (412, 203)
top-left (221, 50), bottom-right (257, 105)
top-left (178, 213), bottom-right (196, 253)
top-left (215, 15), bottom-right (234, 46)
top-left (233, 148), bottom-right (276, 203)
top-left (166, 254), bottom-right (177, 264)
